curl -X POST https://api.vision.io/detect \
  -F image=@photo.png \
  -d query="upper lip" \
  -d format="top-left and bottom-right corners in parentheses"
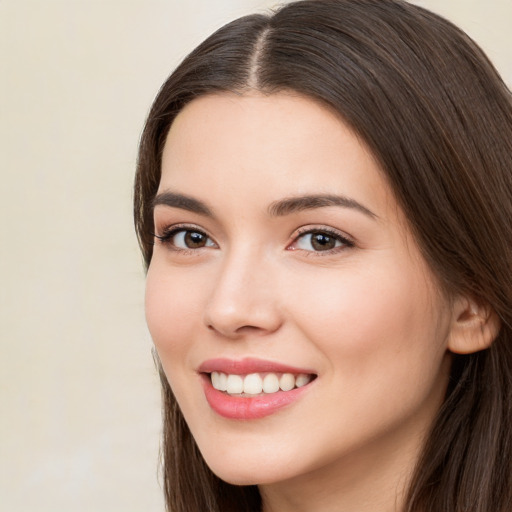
top-left (198, 357), bottom-right (316, 375)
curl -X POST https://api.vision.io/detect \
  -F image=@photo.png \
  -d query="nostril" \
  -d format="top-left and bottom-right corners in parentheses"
top-left (203, 285), bottom-right (282, 337)
top-left (207, 322), bottom-right (269, 337)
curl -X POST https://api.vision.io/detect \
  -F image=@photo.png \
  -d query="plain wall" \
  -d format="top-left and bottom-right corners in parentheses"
top-left (1, 1), bottom-right (510, 511)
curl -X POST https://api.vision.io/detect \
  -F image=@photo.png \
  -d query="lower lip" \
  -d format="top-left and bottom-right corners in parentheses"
top-left (201, 375), bottom-right (312, 420)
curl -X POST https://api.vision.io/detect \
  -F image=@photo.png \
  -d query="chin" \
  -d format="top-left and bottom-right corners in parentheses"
top-left (210, 468), bottom-right (281, 487)
top-left (213, 471), bottom-right (262, 487)
top-left (201, 451), bottom-right (293, 487)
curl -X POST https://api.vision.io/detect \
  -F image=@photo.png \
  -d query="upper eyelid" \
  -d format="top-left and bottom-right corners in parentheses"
top-left (155, 223), bottom-right (211, 236)
top-left (152, 209), bottom-right (219, 232)
top-left (292, 225), bottom-right (355, 242)
top-left (153, 224), bottom-right (217, 246)
top-left (157, 224), bottom-right (352, 238)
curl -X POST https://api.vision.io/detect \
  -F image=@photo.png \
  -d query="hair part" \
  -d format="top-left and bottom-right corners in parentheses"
top-left (247, 27), bottom-right (272, 89)
top-left (134, 1), bottom-right (512, 510)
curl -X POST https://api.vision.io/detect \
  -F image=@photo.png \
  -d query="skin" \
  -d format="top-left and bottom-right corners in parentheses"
top-left (145, 92), bottom-right (461, 512)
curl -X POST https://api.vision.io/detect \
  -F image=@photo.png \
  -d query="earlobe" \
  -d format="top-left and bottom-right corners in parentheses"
top-left (447, 296), bottom-right (501, 354)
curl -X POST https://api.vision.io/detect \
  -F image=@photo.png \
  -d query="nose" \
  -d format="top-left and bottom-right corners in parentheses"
top-left (203, 250), bottom-right (282, 339)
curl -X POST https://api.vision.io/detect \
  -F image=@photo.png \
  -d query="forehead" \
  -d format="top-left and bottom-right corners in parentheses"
top-left (160, 91), bottom-right (394, 219)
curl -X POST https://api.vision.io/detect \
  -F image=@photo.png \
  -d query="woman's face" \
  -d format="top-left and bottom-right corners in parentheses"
top-left (145, 92), bottom-right (455, 492)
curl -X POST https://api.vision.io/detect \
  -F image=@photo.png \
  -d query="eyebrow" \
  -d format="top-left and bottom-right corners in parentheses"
top-left (152, 191), bottom-right (213, 217)
top-left (152, 191), bottom-right (377, 219)
top-left (268, 194), bottom-right (377, 219)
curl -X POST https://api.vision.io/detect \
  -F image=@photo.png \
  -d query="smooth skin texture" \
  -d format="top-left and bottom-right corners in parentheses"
top-left (145, 92), bottom-right (490, 512)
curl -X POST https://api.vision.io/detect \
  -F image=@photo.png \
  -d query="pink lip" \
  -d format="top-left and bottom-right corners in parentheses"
top-left (198, 358), bottom-right (316, 420)
top-left (198, 357), bottom-right (315, 375)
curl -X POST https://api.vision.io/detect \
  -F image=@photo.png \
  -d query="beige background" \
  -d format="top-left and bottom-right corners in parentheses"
top-left (1, 1), bottom-right (510, 511)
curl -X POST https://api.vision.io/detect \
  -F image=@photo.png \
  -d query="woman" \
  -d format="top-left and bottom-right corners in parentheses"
top-left (134, 1), bottom-right (512, 510)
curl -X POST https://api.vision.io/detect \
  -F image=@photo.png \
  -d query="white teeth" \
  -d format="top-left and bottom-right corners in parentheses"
top-left (211, 371), bottom-right (220, 389)
top-left (262, 373), bottom-right (280, 393)
top-left (226, 374), bottom-right (244, 394)
top-left (295, 374), bottom-right (311, 388)
top-left (211, 371), bottom-right (314, 395)
top-left (279, 373), bottom-right (295, 391)
top-left (243, 373), bottom-right (263, 395)
top-left (211, 371), bottom-right (227, 391)
top-left (217, 372), bottom-right (228, 391)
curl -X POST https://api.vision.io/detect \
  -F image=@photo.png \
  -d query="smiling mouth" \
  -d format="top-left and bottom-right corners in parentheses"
top-left (207, 371), bottom-right (317, 396)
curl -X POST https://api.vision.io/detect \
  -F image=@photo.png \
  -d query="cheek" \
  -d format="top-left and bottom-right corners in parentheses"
top-left (145, 261), bottom-right (203, 360)
top-left (283, 264), bottom-right (452, 452)
top-left (287, 261), bottom-right (449, 376)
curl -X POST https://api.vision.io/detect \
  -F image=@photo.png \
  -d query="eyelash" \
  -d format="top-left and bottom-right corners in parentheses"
top-left (152, 224), bottom-right (215, 254)
top-left (152, 224), bottom-right (355, 255)
top-left (290, 226), bottom-right (355, 256)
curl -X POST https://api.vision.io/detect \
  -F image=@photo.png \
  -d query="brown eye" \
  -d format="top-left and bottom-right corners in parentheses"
top-left (310, 232), bottom-right (337, 251)
top-left (293, 230), bottom-right (350, 252)
top-left (184, 231), bottom-right (208, 248)
top-left (156, 228), bottom-right (216, 250)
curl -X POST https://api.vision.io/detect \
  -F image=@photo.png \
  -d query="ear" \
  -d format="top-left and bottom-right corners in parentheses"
top-left (447, 296), bottom-right (501, 354)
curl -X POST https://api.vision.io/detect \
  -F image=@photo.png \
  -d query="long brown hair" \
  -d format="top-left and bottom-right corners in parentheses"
top-left (134, 1), bottom-right (512, 510)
